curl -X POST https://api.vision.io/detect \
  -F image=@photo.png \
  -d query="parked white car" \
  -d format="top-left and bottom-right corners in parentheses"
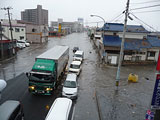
top-left (16, 40), bottom-right (30, 49)
top-left (62, 73), bottom-right (78, 99)
top-left (16, 40), bottom-right (26, 49)
top-left (69, 61), bottom-right (82, 76)
top-left (73, 50), bottom-right (84, 62)
top-left (25, 42), bottom-right (30, 47)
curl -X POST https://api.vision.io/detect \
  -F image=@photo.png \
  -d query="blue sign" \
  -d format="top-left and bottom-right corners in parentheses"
top-left (151, 74), bottom-right (160, 109)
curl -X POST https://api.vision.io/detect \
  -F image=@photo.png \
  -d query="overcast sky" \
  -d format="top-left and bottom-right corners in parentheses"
top-left (1, 0), bottom-right (160, 31)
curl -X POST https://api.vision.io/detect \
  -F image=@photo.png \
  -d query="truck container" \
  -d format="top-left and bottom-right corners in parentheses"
top-left (26, 45), bottom-right (69, 95)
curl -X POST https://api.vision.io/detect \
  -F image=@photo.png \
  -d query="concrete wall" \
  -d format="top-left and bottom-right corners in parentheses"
top-left (25, 24), bottom-right (48, 43)
top-left (105, 31), bottom-right (147, 39)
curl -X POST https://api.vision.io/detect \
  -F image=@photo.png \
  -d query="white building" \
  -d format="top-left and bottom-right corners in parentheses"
top-left (1, 19), bottom-right (26, 41)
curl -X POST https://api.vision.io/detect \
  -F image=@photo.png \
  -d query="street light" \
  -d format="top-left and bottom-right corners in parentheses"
top-left (90, 14), bottom-right (106, 62)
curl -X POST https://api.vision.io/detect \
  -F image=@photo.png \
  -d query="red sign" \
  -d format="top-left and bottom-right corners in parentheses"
top-left (156, 52), bottom-right (160, 71)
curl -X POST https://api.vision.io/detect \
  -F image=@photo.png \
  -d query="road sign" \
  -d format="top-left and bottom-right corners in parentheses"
top-left (151, 74), bottom-right (160, 109)
top-left (145, 110), bottom-right (154, 120)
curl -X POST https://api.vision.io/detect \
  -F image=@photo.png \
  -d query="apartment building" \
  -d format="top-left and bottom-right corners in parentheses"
top-left (21, 5), bottom-right (48, 25)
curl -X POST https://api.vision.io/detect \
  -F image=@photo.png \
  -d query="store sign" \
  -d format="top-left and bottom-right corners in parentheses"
top-left (151, 74), bottom-right (160, 109)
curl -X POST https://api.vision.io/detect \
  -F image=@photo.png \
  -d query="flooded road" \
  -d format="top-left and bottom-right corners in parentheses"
top-left (0, 32), bottom-right (157, 120)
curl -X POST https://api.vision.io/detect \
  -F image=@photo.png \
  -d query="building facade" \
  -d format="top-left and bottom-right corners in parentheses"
top-left (92, 23), bottom-right (160, 65)
top-left (50, 18), bottom-right (84, 34)
top-left (21, 5), bottom-right (48, 25)
top-left (17, 20), bottom-right (48, 44)
top-left (1, 19), bottom-right (26, 41)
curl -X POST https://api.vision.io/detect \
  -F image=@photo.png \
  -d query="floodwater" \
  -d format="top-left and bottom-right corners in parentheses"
top-left (0, 32), bottom-right (157, 120)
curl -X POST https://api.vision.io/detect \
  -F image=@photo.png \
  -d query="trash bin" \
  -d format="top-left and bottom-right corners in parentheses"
top-left (128, 73), bottom-right (138, 82)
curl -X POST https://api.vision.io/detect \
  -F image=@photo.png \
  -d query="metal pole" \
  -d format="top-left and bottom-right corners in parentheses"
top-left (115, 0), bottom-right (130, 91)
top-left (7, 7), bottom-right (14, 55)
top-left (1, 7), bottom-right (14, 55)
top-left (0, 22), bottom-right (4, 59)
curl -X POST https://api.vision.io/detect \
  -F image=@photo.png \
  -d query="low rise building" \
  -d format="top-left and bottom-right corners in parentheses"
top-left (18, 20), bottom-right (48, 43)
top-left (0, 33), bottom-right (16, 59)
top-left (50, 19), bottom-right (84, 34)
top-left (93, 23), bottom-right (160, 65)
top-left (1, 19), bottom-right (26, 41)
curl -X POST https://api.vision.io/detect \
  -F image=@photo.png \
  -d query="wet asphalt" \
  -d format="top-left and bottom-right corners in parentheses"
top-left (0, 32), bottom-right (157, 120)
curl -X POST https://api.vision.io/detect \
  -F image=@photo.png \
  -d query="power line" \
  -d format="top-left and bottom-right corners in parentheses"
top-left (109, 12), bottom-right (124, 22)
top-left (84, 21), bottom-right (104, 24)
top-left (130, 12), bottom-right (159, 32)
top-left (113, 14), bottom-right (124, 23)
top-left (132, 9), bottom-right (160, 13)
top-left (131, 4), bottom-right (160, 11)
top-left (109, 9), bottom-right (125, 22)
top-left (131, 0), bottom-right (160, 4)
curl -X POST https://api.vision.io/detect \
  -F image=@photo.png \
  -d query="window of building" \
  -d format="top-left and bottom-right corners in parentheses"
top-left (15, 28), bottom-right (20, 32)
top-left (2, 27), bottom-right (5, 32)
top-left (21, 29), bottom-right (24, 31)
top-left (148, 51), bottom-right (155, 57)
top-left (113, 33), bottom-right (117, 36)
top-left (32, 28), bottom-right (36, 32)
top-left (20, 36), bottom-right (24, 40)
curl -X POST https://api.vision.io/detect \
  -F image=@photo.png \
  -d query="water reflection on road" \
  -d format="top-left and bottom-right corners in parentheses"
top-left (0, 32), bottom-right (157, 120)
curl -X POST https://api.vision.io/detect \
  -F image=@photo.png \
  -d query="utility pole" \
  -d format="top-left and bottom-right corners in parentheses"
top-left (1, 7), bottom-right (14, 55)
top-left (115, 0), bottom-right (130, 91)
top-left (0, 22), bottom-right (3, 60)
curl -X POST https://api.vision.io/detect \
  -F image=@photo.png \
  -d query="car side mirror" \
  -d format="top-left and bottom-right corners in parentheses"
top-left (26, 72), bottom-right (30, 77)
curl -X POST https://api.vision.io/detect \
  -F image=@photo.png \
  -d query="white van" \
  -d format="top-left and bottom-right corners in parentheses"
top-left (45, 98), bottom-right (72, 120)
top-left (73, 50), bottom-right (84, 62)
top-left (62, 73), bottom-right (78, 99)
top-left (69, 61), bottom-right (82, 76)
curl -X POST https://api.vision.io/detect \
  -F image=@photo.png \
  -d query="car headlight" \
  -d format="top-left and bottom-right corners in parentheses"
top-left (46, 88), bottom-right (52, 91)
top-left (29, 86), bottom-right (35, 90)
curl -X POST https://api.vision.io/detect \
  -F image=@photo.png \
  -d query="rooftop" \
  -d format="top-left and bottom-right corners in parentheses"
top-left (103, 23), bottom-right (149, 33)
top-left (103, 35), bottom-right (160, 50)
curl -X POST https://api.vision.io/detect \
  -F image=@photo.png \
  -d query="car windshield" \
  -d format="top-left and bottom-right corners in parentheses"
top-left (74, 47), bottom-right (79, 50)
top-left (70, 64), bottom-right (80, 69)
top-left (29, 73), bottom-right (52, 81)
top-left (75, 54), bottom-right (82, 58)
top-left (64, 81), bottom-right (76, 88)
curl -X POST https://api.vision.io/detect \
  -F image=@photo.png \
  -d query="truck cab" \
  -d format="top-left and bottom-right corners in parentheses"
top-left (26, 45), bottom-right (69, 95)
top-left (27, 59), bottom-right (56, 95)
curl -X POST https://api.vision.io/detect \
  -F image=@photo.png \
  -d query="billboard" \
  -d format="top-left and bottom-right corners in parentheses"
top-left (58, 23), bottom-right (61, 33)
top-left (151, 74), bottom-right (160, 109)
top-left (78, 18), bottom-right (83, 24)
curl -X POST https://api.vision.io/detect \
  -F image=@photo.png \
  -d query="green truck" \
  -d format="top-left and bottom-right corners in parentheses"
top-left (26, 45), bottom-right (69, 95)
